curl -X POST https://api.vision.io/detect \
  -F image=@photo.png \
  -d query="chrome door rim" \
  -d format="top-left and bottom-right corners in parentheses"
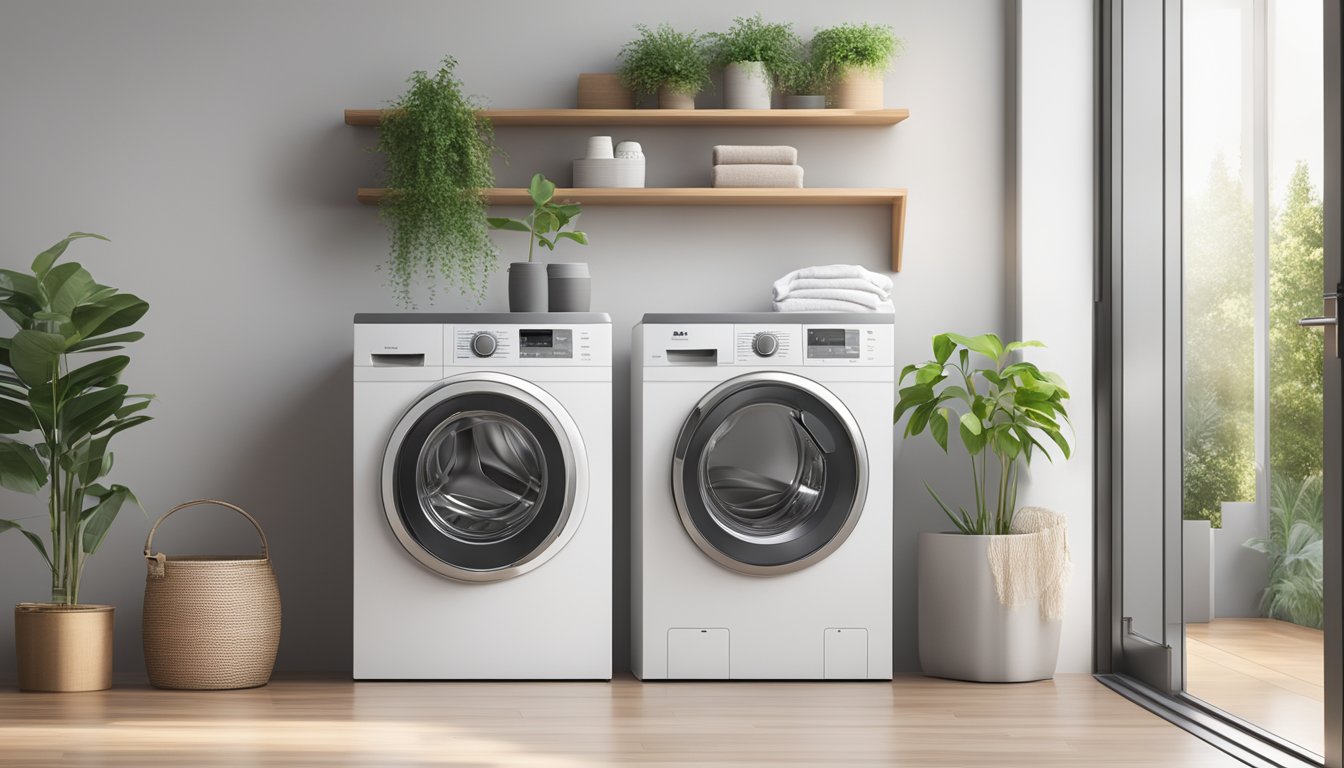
top-left (382, 372), bottom-right (588, 582)
top-left (671, 371), bottom-right (868, 576)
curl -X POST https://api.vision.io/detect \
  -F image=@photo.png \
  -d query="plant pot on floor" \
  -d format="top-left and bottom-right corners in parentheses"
top-left (785, 94), bottom-right (827, 109)
top-left (917, 532), bottom-right (1062, 682)
top-left (509, 262), bottom-right (549, 312)
top-left (14, 603), bottom-right (114, 692)
top-left (833, 69), bottom-right (884, 109)
top-left (723, 61), bottom-right (771, 109)
top-left (658, 86), bottom-right (696, 109)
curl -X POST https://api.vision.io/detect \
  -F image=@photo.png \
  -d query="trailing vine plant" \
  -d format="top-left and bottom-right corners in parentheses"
top-left (376, 57), bottom-right (499, 306)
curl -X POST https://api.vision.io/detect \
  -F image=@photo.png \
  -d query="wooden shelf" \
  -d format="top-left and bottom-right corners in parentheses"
top-left (344, 108), bottom-right (909, 127)
top-left (357, 187), bottom-right (909, 271)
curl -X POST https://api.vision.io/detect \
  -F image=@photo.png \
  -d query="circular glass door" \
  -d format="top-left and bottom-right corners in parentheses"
top-left (672, 372), bottom-right (867, 575)
top-left (382, 374), bottom-right (588, 582)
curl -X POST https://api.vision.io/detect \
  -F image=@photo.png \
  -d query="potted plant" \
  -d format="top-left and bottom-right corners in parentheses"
top-left (895, 333), bottom-right (1072, 682)
top-left (778, 42), bottom-right (831, 109)
top-left (0, 232), bottom-right (152, 692)
top-left (618, 23), bottom-right (711, 109)
top-left (707, 14), bottom-right (799, 109)
top-left (377, 56), bottom-right (499, 307)
top-left (811, 23), bottom-right (904, 109)
top-left (488, 174), bottom-right (589, 312)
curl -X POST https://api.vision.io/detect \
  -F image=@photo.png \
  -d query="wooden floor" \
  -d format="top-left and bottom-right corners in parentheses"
top-left (0, 675), bottom-right (1241, 767)
top-left (1187, 617), bottom-right (1324, 756)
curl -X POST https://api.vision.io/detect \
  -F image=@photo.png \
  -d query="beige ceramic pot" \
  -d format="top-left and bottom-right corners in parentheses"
top-left (658, 86), bottom-right (695, 109)
top-left (14, 603), bottom-right (114, 692)
top-left (832, 69), bottom-right (884, 109)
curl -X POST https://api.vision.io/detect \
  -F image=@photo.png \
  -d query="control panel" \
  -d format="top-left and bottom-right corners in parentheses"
top-left (643, 322), bottom-right (892, 367)
top-left (450, 325), bottom-right (609, 366)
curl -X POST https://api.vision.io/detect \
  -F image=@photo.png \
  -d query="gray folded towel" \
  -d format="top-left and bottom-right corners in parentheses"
top-left (712, 164), bottom-right (804, 188)
top-left (712, 145), bottom-right (799, 165)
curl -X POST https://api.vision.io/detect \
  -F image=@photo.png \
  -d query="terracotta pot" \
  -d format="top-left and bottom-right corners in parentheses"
top-left (657, 87), bottom-right (695, 110)
top-left (14, 603), bottom-right (114, 692)
top-left (832, 69), bottom-right (884, 109)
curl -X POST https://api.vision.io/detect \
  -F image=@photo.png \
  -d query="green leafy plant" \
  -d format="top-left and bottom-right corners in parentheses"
top-left (1245, 472), bottom-right (1324, 628)
top-left (618, 23), bottom-right (712, 102)
top-left (896, 333), bottom-right (1072, 535)
top-left (377, 57), bottom-right (499, 306)
top-left (487, 174), bottom-right (588, 262)
top-left (706, 14), bottom-right (800, 82)
top-left (777, 42), bottom-right (832, 95)
top-left (0, 233), bottom-right (152, 605)
top-left (811, 23), bottom-right (904, 77)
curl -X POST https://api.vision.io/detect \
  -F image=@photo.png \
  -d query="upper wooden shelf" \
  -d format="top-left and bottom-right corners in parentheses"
top-left (357, 187), bottom-right (909, 271)
top-left (344, 108), bottom-right (909, 127)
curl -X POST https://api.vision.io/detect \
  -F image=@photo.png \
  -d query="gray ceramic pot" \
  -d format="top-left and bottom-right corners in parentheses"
top-left (785, 94), bottom-right (827, 109)
top-left (508, 262), bottom-right (548, 312)
top-left (723, 61), bottom-right (771, 109)
top-left (547, 263), bottom-right (591, 312)
top-left (917, 532), bottom-right (1062, 682)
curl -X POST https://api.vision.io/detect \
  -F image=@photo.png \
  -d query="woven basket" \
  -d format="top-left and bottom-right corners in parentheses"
top-left (142, 499), bottom-right (281, 690)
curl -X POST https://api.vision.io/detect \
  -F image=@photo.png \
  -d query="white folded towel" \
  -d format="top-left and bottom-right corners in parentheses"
top-left (772, 264), bottom-right (893, 302)
top-left (773, 278), bottom-right (891, 301)
top-left (773, 296), bottom-right (895, 313)
top-left (778, 287), bottom-right (883, 309)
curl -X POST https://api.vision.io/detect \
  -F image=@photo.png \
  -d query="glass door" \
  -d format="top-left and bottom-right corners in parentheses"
top-left (1100, 0), bottom-right (1341, 763)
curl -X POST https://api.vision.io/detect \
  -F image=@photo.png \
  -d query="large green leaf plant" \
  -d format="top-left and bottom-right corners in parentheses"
top-left (487, 174), bottom-right (588, 262)
top-left (0, 233), bottom-right (151, 604)
top-left (895, 333), bottom-right (1072, 535)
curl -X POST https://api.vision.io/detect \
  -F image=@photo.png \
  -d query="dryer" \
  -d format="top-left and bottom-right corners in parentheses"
top-left (631, 313), bottom-right (893, 680)
top-left (353, 313), bottom-right (611, 680)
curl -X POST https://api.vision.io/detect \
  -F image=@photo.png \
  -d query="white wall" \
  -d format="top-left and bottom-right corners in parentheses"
top-left (0, 0), bottom-right (1017, 677)
top-left (1017, 0), bottom-right (1095, 673)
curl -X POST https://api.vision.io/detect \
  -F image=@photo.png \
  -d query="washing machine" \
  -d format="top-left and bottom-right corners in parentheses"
top-left (353, 313), bottom-right (611, 680)
top-left (631, 313), bottom-right (893, 680)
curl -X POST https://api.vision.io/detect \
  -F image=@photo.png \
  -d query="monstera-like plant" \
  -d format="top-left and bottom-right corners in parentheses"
top-left (0, 233), bottom-right (151, 691)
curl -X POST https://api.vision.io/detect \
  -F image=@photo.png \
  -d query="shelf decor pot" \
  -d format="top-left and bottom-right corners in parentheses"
top-left (658, 86), bottom-right (695, 110)
top-left (723, 61), bottom-right (771, 109)
top-left (14, 603), bottom-right (114, 692)
top-left (577, 73), bottom-right (634, 109)
top-left (917, 531), bottom-right (1063, 683)
top-left (509, 262), bottom-right (549, 312)
top-left (785, 94), bottom-right (827, 109)
top-left (547, 263), bottom-right (591, 312)
top-left (833, 69), bottom-right (884, 109)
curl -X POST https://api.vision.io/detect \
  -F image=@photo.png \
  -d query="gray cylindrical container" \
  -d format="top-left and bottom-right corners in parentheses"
top-left (547, 263), bottom-right (591, 312)
top-left (508, 262), bottom-right (548, 312)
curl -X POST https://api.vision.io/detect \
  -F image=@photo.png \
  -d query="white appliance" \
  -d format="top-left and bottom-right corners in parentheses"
top-left (353, 313), bottom-right (612, 680)
top-left (632, 313), bottom-right (894, 680)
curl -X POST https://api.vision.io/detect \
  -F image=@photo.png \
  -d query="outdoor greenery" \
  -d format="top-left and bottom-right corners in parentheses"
top-left (487, 174), bottom-right (588, 262)
top-left (0, 233), bottom-right (152, 605)
top-left (706, 14), bottom-right (800, 84)
top-left (896, 333), bottom-right (1072, 535)
top-left (618, 24), bottom-right (712, 102)
top-left (377, 57), bottom-right (499, 307)
top-left (810, 22), bottom-right (904, 77)
top-left (1245, 472), bottom-right (1324, 628)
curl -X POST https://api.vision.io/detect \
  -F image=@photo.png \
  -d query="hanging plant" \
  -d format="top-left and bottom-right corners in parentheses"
top-left (377, 57), bottom-right (499, 306)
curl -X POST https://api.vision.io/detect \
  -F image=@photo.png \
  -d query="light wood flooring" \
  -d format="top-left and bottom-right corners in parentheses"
top-left (1187, 617), bottom-right (1324, 757)
top-left (0, 674), bottom-right (1240, 767)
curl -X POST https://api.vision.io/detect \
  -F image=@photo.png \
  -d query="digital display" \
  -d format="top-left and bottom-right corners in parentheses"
top-left (520, 329), bottom-right (554, 348)
top-left (808, 329), bottom-right (848, 347)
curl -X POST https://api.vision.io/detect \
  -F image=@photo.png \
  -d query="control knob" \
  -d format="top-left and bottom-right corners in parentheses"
top-left (470, 332), bottom-right (498, 358)
top-left (752, 332), bottom-right (779, 358)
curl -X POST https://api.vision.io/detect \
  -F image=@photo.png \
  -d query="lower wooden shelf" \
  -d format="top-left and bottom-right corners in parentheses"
top-left (356, 187), bottom-right (908, 271)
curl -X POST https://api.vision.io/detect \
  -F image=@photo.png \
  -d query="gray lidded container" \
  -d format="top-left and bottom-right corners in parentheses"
top-left (547, 262), bottom-right (591, 312)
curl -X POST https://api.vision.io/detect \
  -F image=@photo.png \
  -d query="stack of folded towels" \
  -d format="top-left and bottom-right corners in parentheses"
top-left (772, 264), bottom-right (894, 313)
top-left (711, 145), bottom-right (804, 188)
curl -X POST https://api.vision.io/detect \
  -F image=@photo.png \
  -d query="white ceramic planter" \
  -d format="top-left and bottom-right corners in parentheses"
top-left (723, 61), bottom-right (771, 109)
top-left (917, 532), bottom-right (1062, 682)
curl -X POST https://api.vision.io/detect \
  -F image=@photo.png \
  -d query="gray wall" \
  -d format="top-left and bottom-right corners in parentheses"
top-left (0, 0), bottom-right (1013, 678)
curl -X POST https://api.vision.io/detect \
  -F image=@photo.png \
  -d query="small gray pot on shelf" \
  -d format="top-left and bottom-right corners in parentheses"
top-left (508, 262), bottom-right (548, 312)
top-left (547, 263), bottom-right (591, 312)
top-left (785, 94), bottom-right (827, 109)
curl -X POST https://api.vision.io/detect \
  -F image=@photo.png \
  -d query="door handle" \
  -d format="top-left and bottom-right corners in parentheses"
top-left (1299, 291), bottom-right (1340, 357)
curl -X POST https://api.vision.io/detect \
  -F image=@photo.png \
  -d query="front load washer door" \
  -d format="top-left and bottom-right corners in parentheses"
top-left (672, 371), bottom-right (868, 575)
top-left (382, 372), bottom-right (588, 582)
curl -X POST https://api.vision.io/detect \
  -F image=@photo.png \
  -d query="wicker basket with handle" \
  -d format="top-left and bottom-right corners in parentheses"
top-left (142, 499), bottom-right (281, 690)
